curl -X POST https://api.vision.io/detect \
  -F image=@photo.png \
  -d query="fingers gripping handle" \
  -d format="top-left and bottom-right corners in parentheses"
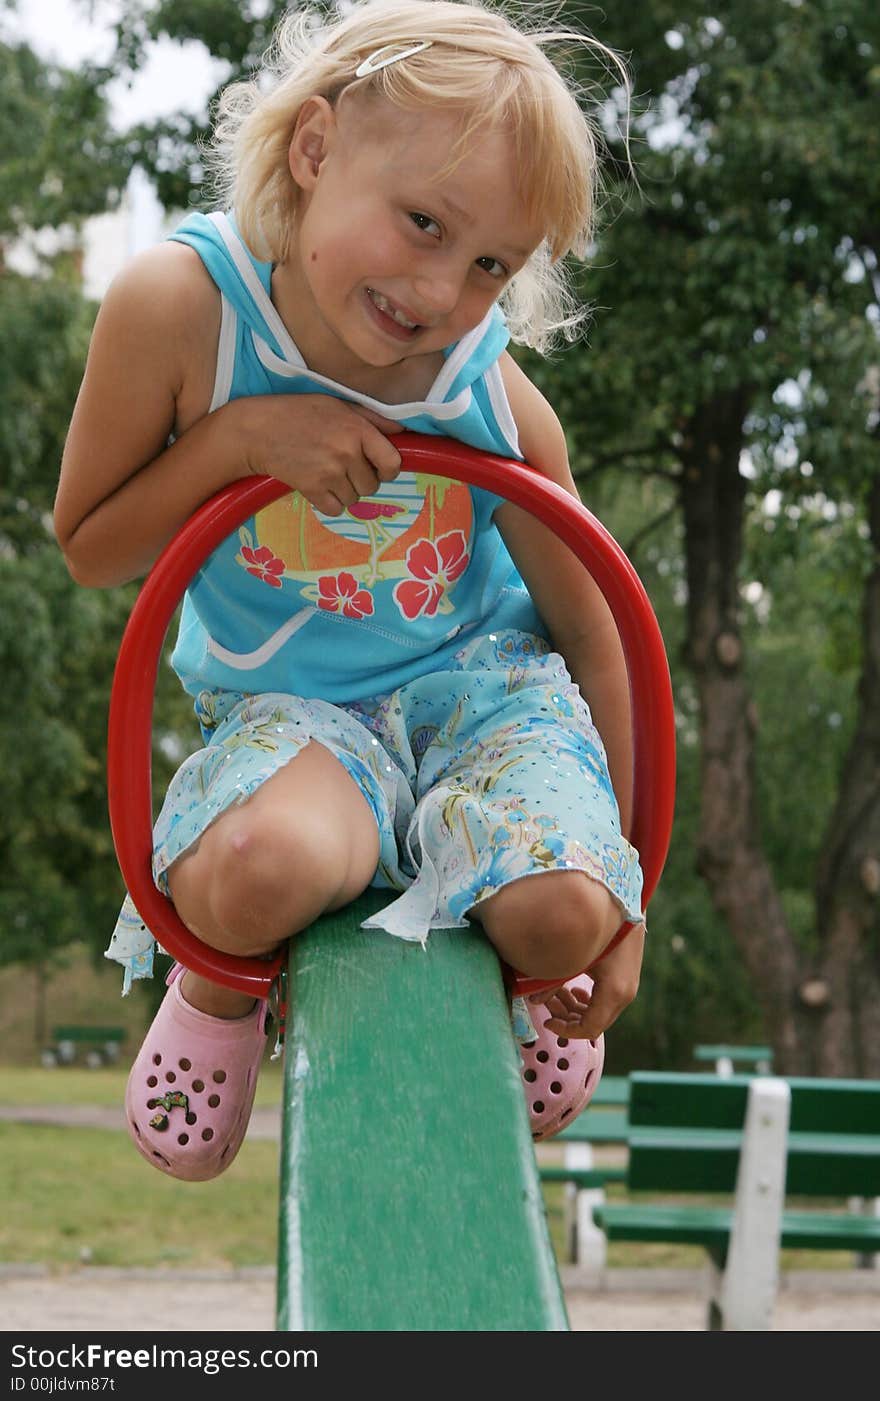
top-left (107, 434), bottom-right (676, 999)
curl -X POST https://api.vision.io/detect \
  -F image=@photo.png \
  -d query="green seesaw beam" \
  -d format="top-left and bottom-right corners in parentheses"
top-left (276, 890), bottom-right (570, 1331)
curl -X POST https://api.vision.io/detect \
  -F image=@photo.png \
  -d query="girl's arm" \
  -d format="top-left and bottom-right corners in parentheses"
top-left (55, 241), bottom-right (247, 585)
top-left (494, 353), bottom-right (633, 837)
top-left (55, 242), bottom-right (401, 588)
top-left (497, 353), bottom-right (643, 1041)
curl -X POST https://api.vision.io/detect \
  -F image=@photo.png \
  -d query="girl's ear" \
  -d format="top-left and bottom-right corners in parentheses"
top-left (288, 96), bottom-right (337, 191)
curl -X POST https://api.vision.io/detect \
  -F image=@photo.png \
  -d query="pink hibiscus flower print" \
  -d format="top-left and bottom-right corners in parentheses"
top-left (347, 501), bottom-right (406, 522)
top-left (393, 531), bottom-right (470, 621)
top-left (317, 572), bottom-right (375, 619)
top-left (239, 545), bottom-right (286, 588)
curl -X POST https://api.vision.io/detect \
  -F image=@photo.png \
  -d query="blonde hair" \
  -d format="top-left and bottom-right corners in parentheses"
top-left (207, 0), bottom-right (631, 353)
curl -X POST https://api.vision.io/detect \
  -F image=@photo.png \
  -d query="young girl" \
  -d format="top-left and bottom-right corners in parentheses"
top-left (55, 0), bottom-right (645, 1180)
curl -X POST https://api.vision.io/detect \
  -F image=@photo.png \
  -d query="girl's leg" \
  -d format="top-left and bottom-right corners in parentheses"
top-left (125, 740), bottom-right (381, 1181)
top-left (166, 740), bottom-right (381, 1015)
top-left (473, 875), bottom-right (620, 1144)
top-left (472, 869), bottom-right (623, 985)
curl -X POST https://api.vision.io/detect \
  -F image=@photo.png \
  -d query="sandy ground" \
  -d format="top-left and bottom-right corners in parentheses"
top-left (2, 1265), bottom-right (878, 1333)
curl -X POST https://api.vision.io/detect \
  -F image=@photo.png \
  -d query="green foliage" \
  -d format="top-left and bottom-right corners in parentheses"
top-left (111, 0), bottom-right (308, 210)
top-left (554, 1), bottom-right (879, 1054)
top-left (0, 40), bottom-right (127, 240)
top-left (742, 511), bottom-right (864, 936)
top-left (0, 316), bottom-right (193, 970)
top-left (0, 37), bottom-right (191, 975)
top-left (559, 0), bottom-right (879, 460)
top-left (0, 271), bottom-right (93, 533)
top-left (0, 256), bottom-right (125, 967)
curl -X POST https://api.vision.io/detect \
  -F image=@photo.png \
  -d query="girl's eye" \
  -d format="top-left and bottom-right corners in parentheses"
top-left (476, 256), bottom-right (508, 279)
top-left (409, 212), bottom-right (441, 237)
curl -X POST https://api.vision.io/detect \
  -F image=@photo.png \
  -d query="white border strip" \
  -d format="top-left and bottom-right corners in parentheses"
top-left (252, 336), bottom-right (472, 420)
top-left (206, 606), bottom-right (317, 669)
top-left (484, 359), bottom-right (521, 458)
top-left (208, 212), bottom-right (305, 366)
top-left (428, 312), bottom-right (492, 403)
top-left (208, 293), bottom-right (236, 412)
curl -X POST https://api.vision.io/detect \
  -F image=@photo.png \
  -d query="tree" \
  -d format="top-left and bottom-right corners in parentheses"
top-left (557, 0), bottom-right (880, 1072)
top-left (0, 34), bottom-right (127, 240)
top-left (0, 28), bottom-right (187, 1020)
top-left (110, 0), bottom-right (297, 211)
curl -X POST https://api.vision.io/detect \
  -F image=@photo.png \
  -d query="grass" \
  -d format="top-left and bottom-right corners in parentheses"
top-left (0, 1062), bottom-right (284, 1109)
top-left (0, 1122), bottom-right (281, 1270)
top-left (0, 1064), bottom-right (282, 1270)
top-left (0, 1067), bottom-right (861, 1275)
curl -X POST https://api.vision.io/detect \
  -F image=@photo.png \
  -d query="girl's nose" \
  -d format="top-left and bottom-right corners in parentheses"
top-left (412, 267), bottom-right (466, 316)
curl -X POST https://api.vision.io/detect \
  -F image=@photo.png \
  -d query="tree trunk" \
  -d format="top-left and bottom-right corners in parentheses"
top-left (811, 472), bottom-right (880, 1076)
top-left (680, 393), bottom-right (805, 1072)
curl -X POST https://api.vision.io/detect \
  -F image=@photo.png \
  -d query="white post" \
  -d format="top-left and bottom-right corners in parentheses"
top-left (717, 1077), bottom-right (791, 1331)
top-left (562, 1141), bottom-right (607, 1275)
top-left (847, 1196), bottom-right (880, 1270)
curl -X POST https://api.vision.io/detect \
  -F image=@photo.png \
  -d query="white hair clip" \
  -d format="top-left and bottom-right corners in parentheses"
top-left (355, 40), bottom-right (433, 78)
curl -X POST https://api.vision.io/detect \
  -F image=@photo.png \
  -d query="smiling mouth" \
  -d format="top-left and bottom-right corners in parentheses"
top-left (366, 288), bottom-right (422, 334)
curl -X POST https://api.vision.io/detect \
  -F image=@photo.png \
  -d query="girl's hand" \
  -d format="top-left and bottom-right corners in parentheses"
top-left (241, 394), bottom-right (403, 517)
top-left (527, 922), bottom-right (645, 1041)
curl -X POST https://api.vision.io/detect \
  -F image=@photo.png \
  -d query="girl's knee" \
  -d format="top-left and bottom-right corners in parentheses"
top-left (211, 812), bottom-right (305, 919)
top-left (166, 747), bottom-right (381, 955)
top-left (477, 872), bottom-right (621, 981)
top-left (168, 808), bottom-right (353, 955)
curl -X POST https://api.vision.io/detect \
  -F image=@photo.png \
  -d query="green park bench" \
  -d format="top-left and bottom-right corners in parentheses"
top-left (42, 1025), bottom-right (126, 1068)
top-left (584, 1074), bottom-right (630, 1108)
top-left (591, 1070), bottom-right (880, 1329)
top-left (693, 1043), bottom-right (773, 1075)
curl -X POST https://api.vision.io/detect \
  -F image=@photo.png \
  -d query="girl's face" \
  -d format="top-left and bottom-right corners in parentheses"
top-left (284, 97), bottom-right (544, 385)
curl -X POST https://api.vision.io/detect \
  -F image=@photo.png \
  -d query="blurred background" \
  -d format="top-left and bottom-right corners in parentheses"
top-left (1, 0), bottom-right (878, 1081)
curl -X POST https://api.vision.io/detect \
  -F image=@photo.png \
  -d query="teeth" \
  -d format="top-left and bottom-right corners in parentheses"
top-left (369, 289), bottom-right (418, 329)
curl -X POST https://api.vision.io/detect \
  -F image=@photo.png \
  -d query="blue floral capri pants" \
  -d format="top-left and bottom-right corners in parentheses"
top-left (106, 630), bottom-right (644, 998)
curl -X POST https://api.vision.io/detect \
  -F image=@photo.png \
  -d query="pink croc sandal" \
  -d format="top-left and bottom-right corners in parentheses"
top-left (125, 963), bottom-right (269, 1181)
top-left (518, 973), bottom-right (605, 1141)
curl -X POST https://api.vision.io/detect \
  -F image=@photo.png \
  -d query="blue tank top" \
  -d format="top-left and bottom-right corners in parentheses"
top-left (168, 211), bottom-right (546, 708)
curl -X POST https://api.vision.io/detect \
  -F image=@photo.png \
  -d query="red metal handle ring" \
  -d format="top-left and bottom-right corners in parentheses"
top-left (108, 433), bottom-right (676, 998)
